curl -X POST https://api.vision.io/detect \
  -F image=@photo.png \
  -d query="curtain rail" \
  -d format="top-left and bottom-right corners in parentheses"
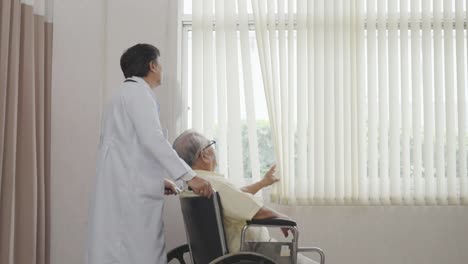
top-left (182, 17), bottom-right (468, 30)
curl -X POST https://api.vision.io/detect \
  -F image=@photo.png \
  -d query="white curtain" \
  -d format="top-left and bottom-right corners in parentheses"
top-left (192, 0), bottom-right (261, 184)
top-left (252, 0), bottom-right (468, 205)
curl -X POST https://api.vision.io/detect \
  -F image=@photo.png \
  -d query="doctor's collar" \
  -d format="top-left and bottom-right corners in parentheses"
top-left (124, 76), bottom-right (152, 90)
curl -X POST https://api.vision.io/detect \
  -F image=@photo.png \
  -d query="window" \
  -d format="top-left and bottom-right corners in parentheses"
top-left (181, 0), bottom-right (468, 205)
top-left (180, 0), bottom-right (274, 184)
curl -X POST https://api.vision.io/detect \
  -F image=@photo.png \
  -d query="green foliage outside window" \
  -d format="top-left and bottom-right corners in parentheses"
top-left (242, 121), bottom-right (275, 179)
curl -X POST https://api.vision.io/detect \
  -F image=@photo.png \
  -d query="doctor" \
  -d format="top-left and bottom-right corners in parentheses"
top-left (87, 44), bottom-right (213, 264)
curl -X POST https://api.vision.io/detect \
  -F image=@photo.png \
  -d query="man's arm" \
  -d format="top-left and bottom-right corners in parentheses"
top-left (252, 206), bottom-right (289, 220)
top-left (253, 206), bottom-right (292, 237)
top-left (241, 165), bottom-right (278, 195)
top-left (240, 181), bottom-right (267, 195)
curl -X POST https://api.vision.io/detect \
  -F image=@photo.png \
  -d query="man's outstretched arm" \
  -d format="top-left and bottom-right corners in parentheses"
top-left (241, 165), bottom-right (279, 195)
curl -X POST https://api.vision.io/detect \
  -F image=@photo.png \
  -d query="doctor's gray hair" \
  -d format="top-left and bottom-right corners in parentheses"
top-left (120, 43), bottom-right (160, 78)
top-left (173, 130), bottom-right (209, 167)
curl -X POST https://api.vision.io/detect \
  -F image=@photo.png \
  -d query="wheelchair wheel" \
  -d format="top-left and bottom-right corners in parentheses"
top-left (209, 252), bottom-right (277, 264)
top-left (167, 244), bottom-right (190, 264)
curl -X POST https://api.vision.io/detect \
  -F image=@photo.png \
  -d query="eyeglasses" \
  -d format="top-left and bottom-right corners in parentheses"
top-left (201, 140), bottom-right (216, 152)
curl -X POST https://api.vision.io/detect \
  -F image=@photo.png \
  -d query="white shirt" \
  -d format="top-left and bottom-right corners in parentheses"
top-left (190, 170), bottom-right (271, 253)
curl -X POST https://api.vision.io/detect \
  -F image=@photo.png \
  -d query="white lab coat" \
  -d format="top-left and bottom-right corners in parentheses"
top-left (87, 77), bottom-right (194, 264)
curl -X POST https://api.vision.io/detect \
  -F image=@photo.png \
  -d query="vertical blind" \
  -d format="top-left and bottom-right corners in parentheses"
top-left (192, 0), bottom-right (262, 184)
top-left (191, 0), bottom-right (468, 205)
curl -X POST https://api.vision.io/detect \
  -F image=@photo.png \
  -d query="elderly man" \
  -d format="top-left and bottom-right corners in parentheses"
top-left (173, 129), bottom-right (317, 264)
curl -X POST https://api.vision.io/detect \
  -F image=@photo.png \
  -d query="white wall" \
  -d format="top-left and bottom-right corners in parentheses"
top-left (51, 1), bottom-right (181, 264)
top-left (51, 1), bottom-right (468, 264)
top-left (164, 197), bottom-right (468, 264)
top-left (51, 1), bottom-right (104, 263)
top-left (269, 204), bottom-right (468, 264)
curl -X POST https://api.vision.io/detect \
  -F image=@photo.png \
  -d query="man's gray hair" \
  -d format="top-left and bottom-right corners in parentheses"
top-left (173, 129), bottom-right (210, 167)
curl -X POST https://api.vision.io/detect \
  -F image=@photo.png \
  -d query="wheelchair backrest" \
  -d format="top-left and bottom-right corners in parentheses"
top-left (180, 192), bottom-right (229, 264)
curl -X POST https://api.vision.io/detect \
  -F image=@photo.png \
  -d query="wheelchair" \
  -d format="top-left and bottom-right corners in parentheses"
top-left (167, 192), bottom-right (325, 264)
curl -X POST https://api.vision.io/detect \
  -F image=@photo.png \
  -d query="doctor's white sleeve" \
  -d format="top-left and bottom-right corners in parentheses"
top-left (122, 84), bottom-right (195, 181)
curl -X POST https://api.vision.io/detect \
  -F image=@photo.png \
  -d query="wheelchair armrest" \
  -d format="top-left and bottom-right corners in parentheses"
top-left (246, 217), bottom-right (296, 227)
top-left (167, 244), bottom-right (190, 264)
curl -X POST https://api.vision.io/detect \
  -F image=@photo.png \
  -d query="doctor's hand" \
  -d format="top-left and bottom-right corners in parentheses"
top-left (187, 176), bottom-right (214, 198)
top-left (260, 164), bottom-right (279, 187)
top-left (164, 179), bottom-right (180, 195)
